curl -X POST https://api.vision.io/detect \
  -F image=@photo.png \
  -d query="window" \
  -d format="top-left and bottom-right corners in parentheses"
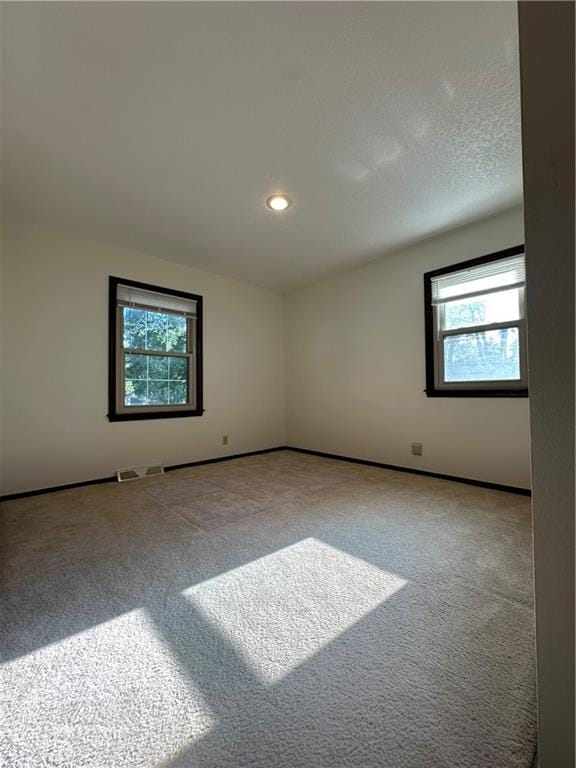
top-left (108, 277), bottom-right (203, 420)
top-left (424, 245), bottom-right (528, 397)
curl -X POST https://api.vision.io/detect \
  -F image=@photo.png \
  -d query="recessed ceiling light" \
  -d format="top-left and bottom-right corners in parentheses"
top-left (266, 194), bottom-right (292, 212)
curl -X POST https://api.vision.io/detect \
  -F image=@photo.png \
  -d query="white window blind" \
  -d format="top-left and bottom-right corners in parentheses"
top-left (117, 285), bottom-right (197, 316)
top-left (432, 255), bottom-right (525, 302)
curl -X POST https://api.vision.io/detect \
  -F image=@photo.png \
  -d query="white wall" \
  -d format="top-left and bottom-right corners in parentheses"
top-left (0, 228), bottom-right (4, 493)
top-left (285, 206), bottom-right (531, 489)
top-left (2, 207), bottom-right (532, 495)
top-left (1, 227), bottom-right (285, 494)
top-left (519, 3), bottom-right (574, 764)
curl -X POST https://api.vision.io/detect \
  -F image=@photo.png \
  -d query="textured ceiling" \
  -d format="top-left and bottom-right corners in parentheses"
top-left (1, 2), bottom-right (523, 291)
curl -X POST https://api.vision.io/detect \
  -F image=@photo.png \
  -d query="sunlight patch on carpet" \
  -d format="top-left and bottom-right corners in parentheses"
top-left (182, 537), bottom-right (407, 684)
top-left (1, 608), bottom-right (216, 766)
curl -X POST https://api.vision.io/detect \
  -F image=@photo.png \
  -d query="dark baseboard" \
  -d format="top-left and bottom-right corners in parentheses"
top-left (165, 446), bottom-right (285, 473)
top-left (0, 446), bottom-right (286, 502)
top-left (285, 447), bottom-right (532, 496)
top-left (0, 474), bottom-right (117, 502)
top-left (0, 444), bottom-right (531, 501)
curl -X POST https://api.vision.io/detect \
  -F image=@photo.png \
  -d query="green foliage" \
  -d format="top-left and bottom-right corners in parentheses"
top-left (123, 308), bottom-right (187, 352)
top-left (122, 307), bottom-right (190, 406)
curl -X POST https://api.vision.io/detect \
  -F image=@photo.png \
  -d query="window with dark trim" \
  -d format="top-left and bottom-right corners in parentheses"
top-left (108, 277), bottom-right (203, 421)
top-left (424, 245), bottom-right (528, 398)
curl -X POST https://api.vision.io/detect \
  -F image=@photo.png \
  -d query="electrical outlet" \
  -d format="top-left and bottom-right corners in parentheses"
top-left (411, 442), bottom-right (423, 456)
top-left (222, 435), bottom-right (229, 446)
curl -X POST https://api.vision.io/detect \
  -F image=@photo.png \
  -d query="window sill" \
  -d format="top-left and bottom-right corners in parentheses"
top-left (424, 388), bottom-right (528, 398)
top-left (107, 408), bottom-right (205, 421)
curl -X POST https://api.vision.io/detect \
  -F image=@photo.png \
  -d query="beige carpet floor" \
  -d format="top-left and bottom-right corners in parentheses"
top-left (1, 450), bottom-right (536, 767)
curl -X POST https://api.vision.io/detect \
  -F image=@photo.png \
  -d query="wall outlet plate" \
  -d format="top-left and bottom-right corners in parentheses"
top-left (411, 442), bottom-right (423, 456)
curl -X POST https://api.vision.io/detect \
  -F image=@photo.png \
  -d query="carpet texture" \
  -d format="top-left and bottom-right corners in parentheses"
top-left (1, 450), bottom-right (536, 767)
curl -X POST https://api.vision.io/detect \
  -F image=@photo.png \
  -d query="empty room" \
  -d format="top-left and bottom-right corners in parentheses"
top-left (1, 2), bottom-right (573, 768)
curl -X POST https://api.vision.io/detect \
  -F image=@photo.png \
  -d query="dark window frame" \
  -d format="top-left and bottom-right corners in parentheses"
top-left (424, 245), bottom-right (529, 398)
top-left (108, 276), bottom-right (204, 421)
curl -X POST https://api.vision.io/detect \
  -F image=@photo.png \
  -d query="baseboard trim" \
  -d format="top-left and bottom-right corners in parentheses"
top-left (285, 447), bottom-right (532, 496)
top-left (164, 446), bottom-right (285, 473)
top-left (0, 446), bottom-right (286, 502)
top-left (0, 474), bottom-right (117, 502)
top-left (0, 445), bottom-right (531, 501)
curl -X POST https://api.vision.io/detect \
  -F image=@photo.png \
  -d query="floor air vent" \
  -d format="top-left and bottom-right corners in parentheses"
top-left (117, 465), bottom-right (164, 482)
